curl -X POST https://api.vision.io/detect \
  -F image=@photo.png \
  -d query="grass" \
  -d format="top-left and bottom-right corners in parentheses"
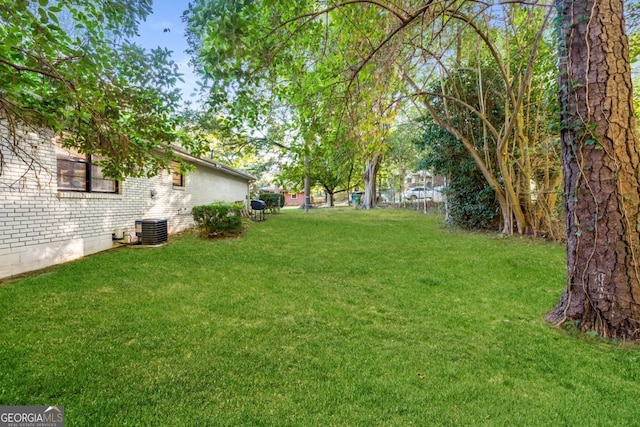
top-left (1, 208), bottom-right (639, 426)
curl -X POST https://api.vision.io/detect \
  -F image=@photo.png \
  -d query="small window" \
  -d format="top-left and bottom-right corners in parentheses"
top-left (56, 144), bottom-right (118, 193)
top-left (90, 160), bottom-right (118, 192)
top-left (171, 161), bottom-right (185, 187)
top-left (290, 193), bottom-right (297, 199)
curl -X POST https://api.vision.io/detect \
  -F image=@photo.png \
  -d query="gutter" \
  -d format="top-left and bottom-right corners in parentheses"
top-left (169, 145), bottom-right (256, 182)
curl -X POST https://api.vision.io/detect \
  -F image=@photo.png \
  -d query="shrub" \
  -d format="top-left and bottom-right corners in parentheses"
top-left (192, 202), bottom-right (244, 237)
top-left (258, 193), bottom-right (284, 212)
top-left (445, 177), bottom-right (499, 230)
top-left (416, 114), bottom-right (500, 230)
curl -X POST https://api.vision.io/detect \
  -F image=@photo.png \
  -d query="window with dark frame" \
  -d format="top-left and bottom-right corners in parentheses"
top-left (171, 161), bottom-right (185, 187)
top-left (56, 144), bottom-right (118, 193)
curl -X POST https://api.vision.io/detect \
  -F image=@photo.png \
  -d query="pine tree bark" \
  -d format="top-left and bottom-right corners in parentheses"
top-left (546, 0), bottom-right (640, 340)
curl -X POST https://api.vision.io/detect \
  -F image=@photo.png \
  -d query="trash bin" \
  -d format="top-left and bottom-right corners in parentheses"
top-left (352, 193), bottom-right (361, 205)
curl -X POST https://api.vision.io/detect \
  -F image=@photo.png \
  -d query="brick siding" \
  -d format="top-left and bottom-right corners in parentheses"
top-left (0, 125), bottom-right (252, 279)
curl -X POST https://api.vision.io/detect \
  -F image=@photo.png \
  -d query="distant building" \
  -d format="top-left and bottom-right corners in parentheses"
top-left (259, 186), bottom-right (305, 207)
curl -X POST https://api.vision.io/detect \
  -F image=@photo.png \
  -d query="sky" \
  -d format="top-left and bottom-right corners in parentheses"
top-left (134, 1), bottom-right (200, 104)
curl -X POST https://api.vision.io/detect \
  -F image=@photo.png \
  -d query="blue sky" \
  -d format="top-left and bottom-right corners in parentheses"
top-left (134, 1), bottom-right (199, 103)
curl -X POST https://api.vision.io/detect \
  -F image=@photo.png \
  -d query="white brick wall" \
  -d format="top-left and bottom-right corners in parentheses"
top-left (0, 125), bottom-right (252, 279)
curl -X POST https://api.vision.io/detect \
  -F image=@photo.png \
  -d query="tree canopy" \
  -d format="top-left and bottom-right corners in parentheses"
top-left (0, 0), bottom-right (203, 179)
top-left (184, 0), bottom-right (640, 341)
top-left (185, 0), bottom-right (408, 208)
top-left (185, 0), bottom-right (560, 219)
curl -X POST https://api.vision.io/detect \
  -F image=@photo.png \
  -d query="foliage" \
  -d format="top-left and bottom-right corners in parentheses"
top-left (185, 0), bottom-right (325, 138)
top-left (179, 108), bottom-right (279, 177)
top-left (183, 1), bottom-right (562, 222)
top-left (0, 0), bottom-right (203, 179)
top-left (405, 4), bottom-right (561, 235)
top-left (446, 175), bottom-right (500, 230)
top-left (382, 121), bottom-right (422, 196)
top-left (417, 116), bottom-right (499, 230)
top-left (184, 0), bottom-right (401, 209)
top-left (309, 138), bottom-right (358, 204)
top-left (414, 3), bottom-right (558, 234)
top-left (192, 202), bottom-right (244, 236)
top-left (258, 192), bottom-right (284, 211)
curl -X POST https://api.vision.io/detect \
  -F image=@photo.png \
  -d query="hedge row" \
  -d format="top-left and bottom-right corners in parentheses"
top-left (258, 193), bottom-right (284, 211)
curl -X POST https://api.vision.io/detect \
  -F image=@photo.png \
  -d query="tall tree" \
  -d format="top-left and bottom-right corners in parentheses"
top-left (335, 3), bottom-right (402, 209)
top-left (545, 0), bottom-right (640, 340)
top-left (401, 2), bottom-right (557, 234)
top-left (310, 132), bottom-right (358, 207)
top-left (186, 0), bottom-right (640, 338)
top-left (184, 1), bottom-right (402, 210)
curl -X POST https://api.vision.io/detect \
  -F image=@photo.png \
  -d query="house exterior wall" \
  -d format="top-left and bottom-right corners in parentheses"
top-left (0, 126), bottom-right (251, 280)
top-left (284, 192), bottom-right (304, 207)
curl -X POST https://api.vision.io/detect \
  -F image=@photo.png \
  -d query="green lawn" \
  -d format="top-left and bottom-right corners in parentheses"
top-left (1, 208), bottom-right (639, 426)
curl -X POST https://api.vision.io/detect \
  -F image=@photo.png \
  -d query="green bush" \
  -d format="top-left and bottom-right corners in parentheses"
top-left (416, 113), bottom-right (499, 230)
top-left (258, 193), bottom-right (284, 212)
top-left (192, 202), bottom-right (244, 236)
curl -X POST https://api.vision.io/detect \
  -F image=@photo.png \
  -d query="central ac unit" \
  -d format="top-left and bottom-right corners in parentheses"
top-left (135, 218), bottom-right (168, 245)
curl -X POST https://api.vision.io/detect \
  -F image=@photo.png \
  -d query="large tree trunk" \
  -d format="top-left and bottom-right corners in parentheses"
top-left (546, 0), bottom-right (640, 340)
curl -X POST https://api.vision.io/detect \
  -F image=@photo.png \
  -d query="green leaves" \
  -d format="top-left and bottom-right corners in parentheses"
top-left (1, 0), bottom-right (200, 179)
top-left (192, 202), bottom-right (244, 236)
top-left (184, 0), bottom-right (402, 198)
